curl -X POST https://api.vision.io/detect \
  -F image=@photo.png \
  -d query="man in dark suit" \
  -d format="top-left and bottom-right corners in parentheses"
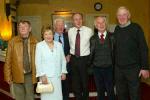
top-left (90, 16), bottom-right (115, 100)
top-left (54, 18), bottom-right (70, 100)
top-left (114, 6), bottom-right (149, 100)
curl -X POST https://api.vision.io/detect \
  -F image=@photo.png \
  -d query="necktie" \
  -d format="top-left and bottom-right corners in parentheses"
top-left (23, 38), bottom-right (30, 73)
top-left (100, 33), bottom-right (104, 44)
top-left (59, 35), bottom-right (62, 44)
top-left (75, 30), bottom-right (80, 56)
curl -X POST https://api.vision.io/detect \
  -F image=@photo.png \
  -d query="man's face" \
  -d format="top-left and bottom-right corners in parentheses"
top-left (73, 14), bottom-right (83, 28)
top-left (55, 21), bottom-right (64, 34)
top-left (18, 23), bottom-right (31, 38)
top-left (117, 9), bottom-right (130, 25)
top-left (95, 17), bottom-right (106, 33)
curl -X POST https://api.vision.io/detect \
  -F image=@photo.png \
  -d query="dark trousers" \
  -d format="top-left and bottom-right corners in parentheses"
top-left (70, 55), bottom-right (89, 100)
top-left (62, 73), bottom-right (70, 100)
top-left (93, 66), bottom-right (115, 100)
top-left (115, 66), bottom-right (140, 100)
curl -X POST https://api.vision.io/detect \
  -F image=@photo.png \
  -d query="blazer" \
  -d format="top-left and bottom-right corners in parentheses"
top-left (35, 41), bottom-right (67, 77)
top-left (63, 33), bottom-right (70, 56)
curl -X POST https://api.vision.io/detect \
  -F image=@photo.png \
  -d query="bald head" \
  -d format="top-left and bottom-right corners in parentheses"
top-left (116, 6), bottom-right (131, 25)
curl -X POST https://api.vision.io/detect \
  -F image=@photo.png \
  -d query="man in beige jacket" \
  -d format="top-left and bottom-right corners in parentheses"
top-left (4, 20), bottom-right (37, 100)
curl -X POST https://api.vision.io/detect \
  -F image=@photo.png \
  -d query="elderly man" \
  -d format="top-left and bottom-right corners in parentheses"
top-left (4, 20), bottom-right (37, 100)
top-left (68, 13), bottom-right (93, 100)
top-left (90, 16), bottom-right (115, 100)
top-left (114, 6), bottom-right (149, 100)
top-left (53, 18), bottom-right (70, 100)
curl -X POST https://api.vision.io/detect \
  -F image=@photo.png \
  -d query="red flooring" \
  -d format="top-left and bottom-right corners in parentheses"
top-left (1, 61), bottom-right (150, 100)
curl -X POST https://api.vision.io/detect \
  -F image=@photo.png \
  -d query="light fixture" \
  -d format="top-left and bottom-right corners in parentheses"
top-left (0, 16), bottom-right (12, 41)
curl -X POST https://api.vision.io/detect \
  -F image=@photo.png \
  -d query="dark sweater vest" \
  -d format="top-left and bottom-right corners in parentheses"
top-left (93, 35), bottom-right (112, 67)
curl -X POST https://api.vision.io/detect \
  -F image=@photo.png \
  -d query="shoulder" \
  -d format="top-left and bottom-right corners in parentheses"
top-left (114, 25), bottom-right (120, 31)
top-left (90, 34), bottom-right (97, 41)
top-left (107, 31), bottom-right (113, 36)
top-left (36, 40), bottom-right (45, 47)
top-left (30, 35), bottom-right (38, 43)
top-left (68, 27), bottom-right (75, 32)
top-left (63, 32), bottom-right (69, 38)
top-left (8, 36), bottom-right (20, 44)
top-left (130, 22), bottom-right (141, 28)
top-left (82, 26), bottom-right (92, 31)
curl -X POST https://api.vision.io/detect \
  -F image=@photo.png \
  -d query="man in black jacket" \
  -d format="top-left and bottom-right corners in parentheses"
top-left (114, 6), bottom-right (149, 100)
top-left (54, 18), bottom-right (70, 100)
top-left (90, 16), bottom-right (115, 100)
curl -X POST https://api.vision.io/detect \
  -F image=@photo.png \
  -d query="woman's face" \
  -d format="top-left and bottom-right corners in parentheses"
top-left (43, 30), bottom-right (53, 43)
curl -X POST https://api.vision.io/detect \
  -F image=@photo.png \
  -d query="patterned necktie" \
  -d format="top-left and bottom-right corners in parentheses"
top-left (100, 33), bottom-right (104, 44)
top-left (23, 38), bottom-right (30, 73)
top-left (75, 30), bottom-right (80, 56)
top-left (59, 35), bottom-right (62, 44)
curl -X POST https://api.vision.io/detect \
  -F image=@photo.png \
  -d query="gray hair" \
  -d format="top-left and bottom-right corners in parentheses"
top-left (53, 18), bottom-right (64, 29)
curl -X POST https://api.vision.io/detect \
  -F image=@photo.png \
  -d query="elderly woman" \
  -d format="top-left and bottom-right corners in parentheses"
top-left (35, 25), bottom-right (67, 100)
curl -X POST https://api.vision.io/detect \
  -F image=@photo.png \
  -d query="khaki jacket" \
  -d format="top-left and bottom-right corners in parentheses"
top-left (4, 35), bottom-right (37, 84)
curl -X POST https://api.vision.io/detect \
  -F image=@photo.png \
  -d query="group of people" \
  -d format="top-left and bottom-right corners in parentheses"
top-left (4, 6), bottom-right (149, 100)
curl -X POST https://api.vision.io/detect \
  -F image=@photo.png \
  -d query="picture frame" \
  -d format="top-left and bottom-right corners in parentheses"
top-left (51, 13), bottom-right (73, 32)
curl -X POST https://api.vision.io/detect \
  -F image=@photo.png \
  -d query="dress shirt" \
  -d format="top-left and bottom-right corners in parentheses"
top-left (68, 26), bottom-right (93, 56)
top-left (98, 31), bottom-right (107, 39)
top-left (54, 33), bottom-right (64, 48)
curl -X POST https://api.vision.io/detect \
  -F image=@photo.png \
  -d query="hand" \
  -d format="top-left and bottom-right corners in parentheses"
top-left (40, 75), bottom-right (48, 84)
top-left (139, 69), bottom-right (149, 79)
top-left (7, 80), bottom-right (12, 85)
top-left (61, 74), bottom-right (66, 80)
top-left (66, 55), bottom-right (71, 63)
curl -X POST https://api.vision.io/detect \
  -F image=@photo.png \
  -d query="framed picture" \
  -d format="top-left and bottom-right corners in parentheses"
top-left (51, 13), bottom-right (73, 32)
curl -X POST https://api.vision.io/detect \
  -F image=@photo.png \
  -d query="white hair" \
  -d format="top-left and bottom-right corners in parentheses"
top-left (94, 16), bottom-right (107, 27)
top-left (53, 18), bottom-right (64, 29)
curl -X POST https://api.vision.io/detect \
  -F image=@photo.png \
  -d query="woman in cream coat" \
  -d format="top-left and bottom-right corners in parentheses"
top-left (35, 25), bottom-right (67, 100)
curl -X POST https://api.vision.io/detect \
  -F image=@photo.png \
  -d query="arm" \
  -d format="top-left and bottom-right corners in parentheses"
top-left (4, 40), bottom-right (13, 84)
top-left (136, 24), bottom-right (149, 79)
top-left (136, 24), bottom-right (149, 70)
top-left (35, 43), bottom-right (45, 77)
top-left (60, 44), bottom-right (67, 80)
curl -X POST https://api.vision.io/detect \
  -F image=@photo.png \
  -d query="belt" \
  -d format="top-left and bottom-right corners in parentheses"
top-left (71, 54), bottom-right (89, 58)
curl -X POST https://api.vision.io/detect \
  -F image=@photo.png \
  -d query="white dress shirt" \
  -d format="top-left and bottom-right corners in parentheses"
top-left (98, 31), bottom-right (107, 39)
top-left (68, 26), bottom-right (93, 56)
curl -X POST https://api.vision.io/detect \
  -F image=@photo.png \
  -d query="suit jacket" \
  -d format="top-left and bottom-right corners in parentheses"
top-left (63, 33), bottom-right (70, 56)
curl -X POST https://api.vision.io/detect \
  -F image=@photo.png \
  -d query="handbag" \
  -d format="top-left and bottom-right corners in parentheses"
top-left (36, 81), bottom-right (54, 93)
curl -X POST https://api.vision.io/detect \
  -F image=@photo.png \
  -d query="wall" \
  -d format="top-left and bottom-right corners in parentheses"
top-left (0, 0), bottom-right (5, 33)
top-left (17, 0), bottom-right (150, 42)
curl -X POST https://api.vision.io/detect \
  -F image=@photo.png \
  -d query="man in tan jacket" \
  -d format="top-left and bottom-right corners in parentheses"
top-left (4, 20), bottom-right (37, 100)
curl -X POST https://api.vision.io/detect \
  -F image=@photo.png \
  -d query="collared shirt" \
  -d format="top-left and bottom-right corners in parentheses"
top-left (54, 32), bottom-right (64, 49)
top-left (68, 26), bottom-right (93, 56)
top-left (98, 31), bottom-right (107, 39)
